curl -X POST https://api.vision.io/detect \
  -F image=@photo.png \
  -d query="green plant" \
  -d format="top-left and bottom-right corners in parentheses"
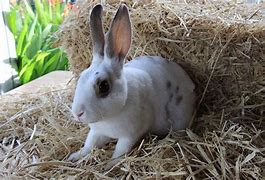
top-left (6, 0), bottom-right (68, 84)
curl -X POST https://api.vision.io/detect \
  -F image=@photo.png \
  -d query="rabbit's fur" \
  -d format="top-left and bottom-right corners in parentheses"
top-left (68, 4), bottom-right (196, 168)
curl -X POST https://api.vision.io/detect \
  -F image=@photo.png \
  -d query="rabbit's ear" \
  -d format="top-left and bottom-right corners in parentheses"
top-left (90, 4), bottom-right (105, 56)
top-left (105, 4), bottom-right (131, 65)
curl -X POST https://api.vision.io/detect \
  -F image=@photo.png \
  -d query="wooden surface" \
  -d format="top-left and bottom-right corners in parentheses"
top-left (7, 71), bottom-right (74, 95)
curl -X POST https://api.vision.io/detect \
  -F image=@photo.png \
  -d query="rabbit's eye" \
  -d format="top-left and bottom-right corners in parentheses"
top-left (98, 80), bottom-right (110, 97)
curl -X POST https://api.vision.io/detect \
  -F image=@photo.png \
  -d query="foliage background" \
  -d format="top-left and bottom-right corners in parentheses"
top-left (6, 0), bottom-right (69, 84)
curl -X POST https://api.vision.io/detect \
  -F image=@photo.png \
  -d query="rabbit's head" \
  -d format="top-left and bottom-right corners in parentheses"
top-left (72, 4), bottom-right (132, 123)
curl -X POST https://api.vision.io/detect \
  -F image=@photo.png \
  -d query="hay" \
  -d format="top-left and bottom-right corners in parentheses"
top-left (1, 90), bottom-right (264, 179)
top-left (1, 0), bottom-right (265, 179)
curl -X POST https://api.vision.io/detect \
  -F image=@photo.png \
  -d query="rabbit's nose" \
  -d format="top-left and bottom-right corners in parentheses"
top-left (72, 111), bottom-right (84, 123)
top-left (77, 111), bottom-right (84, 118)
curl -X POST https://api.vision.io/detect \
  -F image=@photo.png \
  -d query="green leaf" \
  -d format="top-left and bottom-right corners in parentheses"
top-left (16, 20), bottom-right (28, 56)
top-left (41, 24), bottom-right (52, 40)
top-left (35, 51), bottom-right (51, 76)
top-left (49, 3), bottom-right (53, 22)
top-left (8, 0), bottom-right (69, 84)
top-left (27, 14), bottom-right (38, 42)
top-left (6, 7), bottom-right (17, 35)
top-left (43, 0), bottom-right (52, 21)
top-left (42, 51), bottom-right (61, 74)
top-left (25, 35), bottom-right (42, 59)
top-left (54, 2), bottom-right (62, 24)
top-left (14, 10), bottom-right (23, 37)
top-left (37, 59), bottom-right (45, 76)
top-left (57, 53), bottom-right (68, 70)
top-left (34, 0), bottom-right (48, 27)
top-left (19, 51), bottom-right (50, 83)
top-left (19, 56), bottom-right (29, 72)
top-left (19, 60), bottom-right (36, 84)
top-left (35, 52), bottom-right (51, 62)
top-left (22, 0), bottom-right (35, 20)
top-left (19, 57), bottom-right (30, 77)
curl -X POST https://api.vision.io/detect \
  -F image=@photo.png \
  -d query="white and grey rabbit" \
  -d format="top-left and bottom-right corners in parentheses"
top-left (68, 4), bottom-right (196, 168)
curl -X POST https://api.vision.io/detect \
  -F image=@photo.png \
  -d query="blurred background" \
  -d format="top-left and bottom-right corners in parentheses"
top-left (0, 0), bottom-right (78, 94)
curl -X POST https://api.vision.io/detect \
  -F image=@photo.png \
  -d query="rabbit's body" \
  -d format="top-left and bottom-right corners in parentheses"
top-left (90, 55), bottom-right (195, 139)
top-left (68, 4), bottom-right (196, 168)
top-left (125, 56), bottom-right (195, 135)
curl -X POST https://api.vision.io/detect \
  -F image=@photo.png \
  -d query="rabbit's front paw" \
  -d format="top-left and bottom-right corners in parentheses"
top-left (68, 150), bottom-right (85, 162)
top-left (104, 158), bottom-right (119, 171)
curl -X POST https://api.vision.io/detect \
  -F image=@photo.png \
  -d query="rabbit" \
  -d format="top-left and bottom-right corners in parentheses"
top-left (68, 4), bottom-right (196, 169)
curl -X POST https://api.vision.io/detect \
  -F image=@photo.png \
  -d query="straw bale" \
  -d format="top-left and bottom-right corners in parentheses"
top-left (1, 0), bottom-right (264, 179)
top-left (56, 0), bottom-right (264, 120)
